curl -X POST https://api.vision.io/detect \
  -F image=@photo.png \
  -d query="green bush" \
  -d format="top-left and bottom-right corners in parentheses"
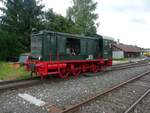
top-left (0, 62), bottom-right (30, 80)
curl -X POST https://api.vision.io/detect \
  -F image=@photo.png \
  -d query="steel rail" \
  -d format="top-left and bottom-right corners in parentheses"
top-left (0, 78), bottom-right (43, 93)
top-left (112, 59), bottom-right (149, 67)
top-left (60, 71), bottom-right (150, 113)
top-left (0, 76), bottom-right (39, 85)
top-left (124, 88), bottom-right (150, 113)
top-left (111, 60), bottom-right (149, 68)
top-left (109, 63), bottom-right (149, 71)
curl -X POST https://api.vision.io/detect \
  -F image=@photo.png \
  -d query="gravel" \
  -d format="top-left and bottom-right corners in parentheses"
top-left (79, 74), bottom-right (150, 113)
top-left (133, 93), bottom-right (150, 113)
top-left (0, 65), bottom-right (150, 113)
top-left (80, 84), bottom-right (149, 113)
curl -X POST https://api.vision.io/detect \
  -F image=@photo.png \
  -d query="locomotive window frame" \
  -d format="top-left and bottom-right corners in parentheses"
top-left (31, 35), bottom-right (42, 58)
top-left (104, 40), bottom-right (108, 46)
top-left (66, 38), bottom-right (80, 56)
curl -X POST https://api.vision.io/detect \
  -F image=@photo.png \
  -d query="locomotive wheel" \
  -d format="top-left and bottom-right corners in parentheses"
top-left (58, 68), bottom-right (70, 79)
top-left (72, 67), bottom-right (81, 78)
top-left (92, 64), bottom-right (98, 73)
top-left (97, 65), bottom-right (101, 72)
top-left (82, 65), bottom-right (86, 72)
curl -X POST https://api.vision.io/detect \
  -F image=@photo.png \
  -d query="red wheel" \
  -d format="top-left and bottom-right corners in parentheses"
top-left (72, 67), bottom-right (81, 78)
top-left (92, 64), bottom-right (98, 73)
top-left (82, 65), bottom-right (86, 72)
top-left (58, 68), bottom-right (70, 79)
top-left (97, 65), bottom-right (101, 72)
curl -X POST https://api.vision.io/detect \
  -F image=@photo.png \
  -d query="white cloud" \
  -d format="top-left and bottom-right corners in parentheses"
top-left (96, 0), bottom-right (150, 48)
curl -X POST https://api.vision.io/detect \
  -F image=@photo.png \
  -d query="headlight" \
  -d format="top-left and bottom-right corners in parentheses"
top-left (38, 56), bottom-right (42, 60)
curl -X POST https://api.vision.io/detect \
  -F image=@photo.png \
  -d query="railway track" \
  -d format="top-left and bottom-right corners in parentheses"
top-left (55, 70), bottom-right (150, 113)
top-left (124, 89), bottom-right (150, 113)
top-left (109, 63), bottom-right (149, 71)
top-left (112, 59), bottom-right (143, 66)
top-left (127, 90), bottom-right (150, 113)
top-left (0, 60), bottom-right (149, 93)
top-left (112, 59), bottom-right (149, 67)
top-left (111, 59), bottom-right (149, 68)
top-left (0, 77), bottom-right (43, 93)
top-left (84, 60), bottom-right (150, 76)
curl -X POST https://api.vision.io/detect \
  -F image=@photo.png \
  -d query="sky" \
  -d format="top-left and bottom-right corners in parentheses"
top-left (0, 0), bottom-right (150, 48)
top-left (41, 0), bottom-right (150, 48)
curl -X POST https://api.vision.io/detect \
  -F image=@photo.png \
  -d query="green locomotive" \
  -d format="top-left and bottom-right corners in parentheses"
top-left (26, 30), bottom-right (114, 79)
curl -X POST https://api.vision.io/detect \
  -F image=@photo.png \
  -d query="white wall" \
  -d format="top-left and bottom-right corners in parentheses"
top-left (113, 51), bottom-right (124, 59)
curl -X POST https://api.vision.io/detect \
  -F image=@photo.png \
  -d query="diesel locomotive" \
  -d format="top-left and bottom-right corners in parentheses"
top-left (24, 30), bottom-right (114, 79)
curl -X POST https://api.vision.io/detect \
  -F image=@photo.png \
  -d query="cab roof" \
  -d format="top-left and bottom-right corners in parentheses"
top-left (32, 30), bottom-right (99, 40)
top-left (95, 34), bottom-right (114, 41)
top-left (32, 30), bottom-right (114, 41)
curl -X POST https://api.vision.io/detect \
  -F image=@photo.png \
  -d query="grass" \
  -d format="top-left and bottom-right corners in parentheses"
top-left (0, 61), bottom-right (30, 80)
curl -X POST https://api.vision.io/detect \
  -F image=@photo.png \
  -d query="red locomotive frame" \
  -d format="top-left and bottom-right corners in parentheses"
top-left (26, 58), bottom-right (112, 79)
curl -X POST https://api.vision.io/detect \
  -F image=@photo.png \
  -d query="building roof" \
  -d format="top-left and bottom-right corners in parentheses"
top-left (113, 43), bottom-right (142, 53)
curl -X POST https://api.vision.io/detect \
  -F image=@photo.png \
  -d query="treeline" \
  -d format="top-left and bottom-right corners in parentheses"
top-left (0, 0), bottom-right (98, 61)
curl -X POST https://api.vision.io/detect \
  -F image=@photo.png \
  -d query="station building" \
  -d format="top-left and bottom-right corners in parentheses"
top-left (112, 43), bottom-right (142, 59)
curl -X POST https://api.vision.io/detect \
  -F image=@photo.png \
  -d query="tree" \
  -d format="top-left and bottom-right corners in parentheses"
top-left (44, 9), bottom-right (78, 34)
top-left (0, 0), bottom-right (44, 32)
top-left (67, 0), bottom-right (99, 36)
top-left (0, 30), bottom-right (23, 60)
top-left (0, 0), bottom-right (44, 51)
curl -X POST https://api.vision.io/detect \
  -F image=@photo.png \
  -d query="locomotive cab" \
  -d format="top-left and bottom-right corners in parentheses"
top-left (96, 35), bottom-right (114, 59)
